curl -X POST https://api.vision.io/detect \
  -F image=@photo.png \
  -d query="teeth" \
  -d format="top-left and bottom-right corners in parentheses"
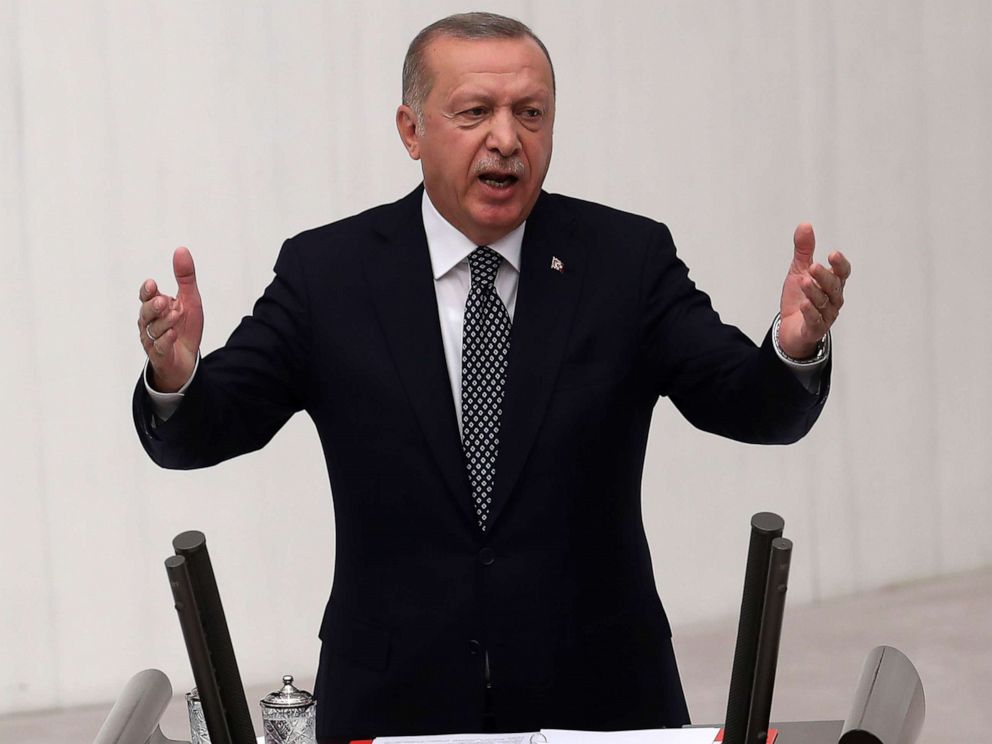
top-left (481, 176), bottom-right (513, 188)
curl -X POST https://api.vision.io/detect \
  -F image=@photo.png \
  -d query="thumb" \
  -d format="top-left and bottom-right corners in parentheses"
top-left (792, 223), bottom-right (815, 269)
top-left (173, 246), bottom-right (199, 297)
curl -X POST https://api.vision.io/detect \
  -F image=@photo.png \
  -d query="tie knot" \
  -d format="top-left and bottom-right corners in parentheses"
top-left (468, 246), bottom-right (502, 288)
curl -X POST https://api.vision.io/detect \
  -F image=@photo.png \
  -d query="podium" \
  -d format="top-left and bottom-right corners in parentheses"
top-left (750, 720), bottom-right (842, 744)
top-left (95, 526), bottom-right (924, 744)
top-left (321, 721), bottom-right (845, 744)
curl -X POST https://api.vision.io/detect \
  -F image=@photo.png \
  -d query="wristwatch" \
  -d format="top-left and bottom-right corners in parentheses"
top-left (773, 312), bottom-right (829, 365)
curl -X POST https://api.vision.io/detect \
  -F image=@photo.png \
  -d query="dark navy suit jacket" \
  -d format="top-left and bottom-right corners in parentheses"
top-left (134, 186), bottom-right (829, 739)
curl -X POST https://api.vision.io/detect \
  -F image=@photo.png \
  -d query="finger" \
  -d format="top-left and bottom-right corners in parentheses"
top-left (139, 294), bottom-right (173, 325)
top-left (828, 250), bottom-right (852, 283)
top-left (140, 327), bottom-right (156, 355)
top-left (146, 308), bottom-right (180, 341)
top-left (810, 263), bottom-right (844, 306)
top-left (792, 223), bottom-right (815, 268)
top-left (140, 325), bottom-right (165, 356)
top-left (173, 247), bottom-right (198, 290)
top-left (138, 279), bottom-right (160, 302)
top-left (141, 326), bottom-right (176, 357)
top-left (801, 275), bottom-right (830, 311)
top-left (151, 328), bottom-right (178, 357)
top-left (800, 300), bottom-right (828, 336)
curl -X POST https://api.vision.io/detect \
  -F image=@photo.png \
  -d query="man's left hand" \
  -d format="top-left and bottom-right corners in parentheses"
top-left (778, 223), bottom-right (851, 359)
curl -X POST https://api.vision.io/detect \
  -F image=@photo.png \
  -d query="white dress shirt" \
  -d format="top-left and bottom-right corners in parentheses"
top-left (146, 190), bottom-right (826, 422)
top-left (421, 190), bottom-right (524, 434)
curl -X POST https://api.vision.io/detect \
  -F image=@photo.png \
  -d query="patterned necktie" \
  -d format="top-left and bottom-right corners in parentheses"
top-left (461, 246), bottom-right (511, 531)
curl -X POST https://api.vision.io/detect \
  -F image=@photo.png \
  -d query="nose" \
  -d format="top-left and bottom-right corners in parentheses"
top-left (485, 109), bottom-right (521, 157)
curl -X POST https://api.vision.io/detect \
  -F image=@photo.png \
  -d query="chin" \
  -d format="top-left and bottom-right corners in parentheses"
top-left (471, 215), bottom-right (522, 242)
top-left (471, 201), bottom-right (529, 232)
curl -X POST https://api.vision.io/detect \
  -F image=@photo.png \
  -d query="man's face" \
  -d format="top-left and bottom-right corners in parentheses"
top-left (397, 35), bottom-right (555, 246)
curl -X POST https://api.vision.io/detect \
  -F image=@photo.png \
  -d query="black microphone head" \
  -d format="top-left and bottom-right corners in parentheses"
top-left (751, 512), bottom-right (785, 536)
top-left (770, 536), bottom-right (793, 555)
top-left (173, 530), bottom-right (207, 555)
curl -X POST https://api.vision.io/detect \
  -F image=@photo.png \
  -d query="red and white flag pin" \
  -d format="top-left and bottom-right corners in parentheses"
top-left (550, 256), bottom-right (565, 273)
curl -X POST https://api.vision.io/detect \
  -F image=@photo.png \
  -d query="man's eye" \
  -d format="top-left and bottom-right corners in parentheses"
top-left (464, 107), bottom-right (487, 117)
top-left (521, 108), bottom-right (543, 118)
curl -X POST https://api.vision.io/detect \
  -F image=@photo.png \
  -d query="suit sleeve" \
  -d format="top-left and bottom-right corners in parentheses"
top-left (637, 223), bottom-right (829, 444)
top-left (133, 238), bottom-right (311, 468)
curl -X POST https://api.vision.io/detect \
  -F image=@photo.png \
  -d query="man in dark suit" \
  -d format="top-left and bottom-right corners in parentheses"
top-left (135, 12), bottom-right (850, 741)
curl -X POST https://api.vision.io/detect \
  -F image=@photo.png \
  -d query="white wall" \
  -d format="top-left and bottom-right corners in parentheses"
top-left (1, 0), bottom-right (989, 714)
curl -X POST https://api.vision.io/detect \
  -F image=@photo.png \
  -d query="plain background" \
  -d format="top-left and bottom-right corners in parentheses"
top-left (1, 0), bottom-right (990, 715)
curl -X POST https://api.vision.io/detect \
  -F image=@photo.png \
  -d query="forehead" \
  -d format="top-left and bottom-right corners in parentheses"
top-left (423, 36), bottom-right (554, 100)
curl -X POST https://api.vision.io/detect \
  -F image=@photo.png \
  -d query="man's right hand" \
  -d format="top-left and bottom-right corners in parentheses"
top-left (138, 247), bottom-right (203, 393)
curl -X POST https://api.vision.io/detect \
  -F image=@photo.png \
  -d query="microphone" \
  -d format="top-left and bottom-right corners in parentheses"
top-left (840, 646), bottom-right (926, 744)
top-left (92, 668), bottom-right (190, 744)
top-left (723, 512), bottom-right (785, 744)
top-left (744, 536), bottom-right (792, 744)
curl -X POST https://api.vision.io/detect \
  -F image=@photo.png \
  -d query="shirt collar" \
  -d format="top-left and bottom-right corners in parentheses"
top-left (422, 189), bottom-right (524, 280)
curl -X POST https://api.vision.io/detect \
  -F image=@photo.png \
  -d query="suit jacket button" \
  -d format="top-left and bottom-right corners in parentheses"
top-left (478, 547), bottom-right (495, 566)
top-left (468, 639), bottom-right (481, 655)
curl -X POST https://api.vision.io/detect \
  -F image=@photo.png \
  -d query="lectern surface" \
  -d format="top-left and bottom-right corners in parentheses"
top-left (771, 719), bottom-right (843, 744)
top-left (317, 721), bottom-right (845, 744)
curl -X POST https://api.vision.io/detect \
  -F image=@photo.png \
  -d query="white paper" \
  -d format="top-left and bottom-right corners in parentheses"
top-left (541, 728), bottom-right (719, 744)
top-left (367, 726), bottom-right (719, 743)
top-left (375, 734), bottom-right (533, 744)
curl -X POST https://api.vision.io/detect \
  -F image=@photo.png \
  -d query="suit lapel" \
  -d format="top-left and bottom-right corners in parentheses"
top-left (487, 193), bottom-right (586, 530)
top-left (362, 187), bottom-right (476, 529)
top-left (362, 188), bottom-right (586, 535)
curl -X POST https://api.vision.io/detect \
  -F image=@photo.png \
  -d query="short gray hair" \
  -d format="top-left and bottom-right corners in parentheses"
top-left (402, 12), bottom-right (555, 123)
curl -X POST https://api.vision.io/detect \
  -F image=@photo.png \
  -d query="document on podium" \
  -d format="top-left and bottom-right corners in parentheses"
top-left (542, 729), bottom-right (720, 743)
top-left (374, 736), bottom-right (530, 744)
top-left (372, 728), bottom-right (721, 743)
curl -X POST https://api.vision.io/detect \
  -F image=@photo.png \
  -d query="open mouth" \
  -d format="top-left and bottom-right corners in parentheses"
top-left (478, 172), bottom-right (519, 189)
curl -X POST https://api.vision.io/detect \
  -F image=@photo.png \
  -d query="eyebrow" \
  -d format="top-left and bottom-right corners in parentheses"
top-left (447, 88), bottom-right (552, 106)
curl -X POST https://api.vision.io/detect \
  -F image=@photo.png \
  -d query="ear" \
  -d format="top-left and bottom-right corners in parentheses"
top-left (396, 105), bottom-right (421, 160)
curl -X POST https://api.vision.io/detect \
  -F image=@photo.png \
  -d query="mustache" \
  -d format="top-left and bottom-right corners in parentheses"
top-left (473, 155), bottom-right (526, 177)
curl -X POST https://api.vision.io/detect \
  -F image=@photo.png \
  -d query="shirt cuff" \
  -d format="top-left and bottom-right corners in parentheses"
top-left (143, 354), bottom-right (199, 423)
top-left (772, 313), bottom-right (830, 395)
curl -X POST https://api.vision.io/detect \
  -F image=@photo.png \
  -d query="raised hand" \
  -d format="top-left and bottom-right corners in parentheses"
top-left (138, 247), bottom-right (204, 392)
top-left (778, 223), bottom-right (851, 359)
